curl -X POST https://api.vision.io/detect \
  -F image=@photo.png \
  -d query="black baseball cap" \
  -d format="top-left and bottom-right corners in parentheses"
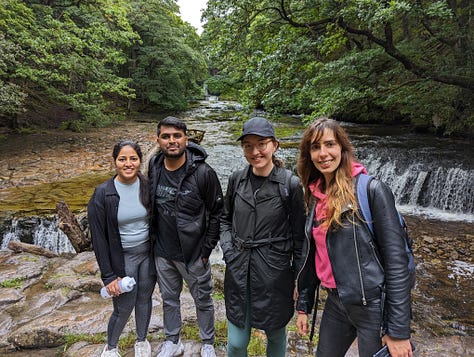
top-left (237, 117), bottom-right (275, 141)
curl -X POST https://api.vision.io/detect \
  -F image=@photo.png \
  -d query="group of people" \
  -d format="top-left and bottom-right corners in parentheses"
top-left (88, 115), bottom-right (414, 357)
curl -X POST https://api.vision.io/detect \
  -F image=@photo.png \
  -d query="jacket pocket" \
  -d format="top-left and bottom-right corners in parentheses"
top-left (263, 246), bottom-right (291, 271)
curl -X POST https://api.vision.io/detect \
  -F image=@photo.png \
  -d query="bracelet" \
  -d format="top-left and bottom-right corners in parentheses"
top-left (297, 310), bottom-right (307, 315)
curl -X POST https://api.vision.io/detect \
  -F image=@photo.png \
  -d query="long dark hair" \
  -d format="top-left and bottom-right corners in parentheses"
top-left (297, 117), bottom-right (358, 227)
top-left (112, 139), bottom-right (150, 214)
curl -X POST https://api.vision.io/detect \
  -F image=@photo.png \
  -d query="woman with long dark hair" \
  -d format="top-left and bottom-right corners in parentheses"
top-left (88, 139), bottom-right (155, 357)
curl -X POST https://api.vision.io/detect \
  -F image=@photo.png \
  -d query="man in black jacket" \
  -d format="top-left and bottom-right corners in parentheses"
top-left (148, 116), bottom-right (223, 357)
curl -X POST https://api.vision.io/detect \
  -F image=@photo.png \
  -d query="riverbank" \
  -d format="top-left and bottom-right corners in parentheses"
top-left (0, 110), bottom-right (473, 356)
top-left (0, 249), bottom-right (472, 357)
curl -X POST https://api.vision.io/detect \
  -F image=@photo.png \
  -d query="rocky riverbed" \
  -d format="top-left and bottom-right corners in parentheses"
top-left (0, 249), bottom-right (472, 357)
top-left (0, 112), bottom-right (473, 356)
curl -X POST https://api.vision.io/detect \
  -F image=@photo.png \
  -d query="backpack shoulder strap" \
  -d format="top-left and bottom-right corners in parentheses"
top-left (356, 173), bottom-right (374, 236)
top-left (230, 168), bottom-right (247, 207)
top-left (279, 169), bottom-right (295, 217)
top-left (357, 173), bottom-right (408, 236)
top-left (195, 162), bottom-right (210, 200)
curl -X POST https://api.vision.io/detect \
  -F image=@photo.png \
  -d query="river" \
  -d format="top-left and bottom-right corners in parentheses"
top-left (0, 99), bottom-right (473, 345)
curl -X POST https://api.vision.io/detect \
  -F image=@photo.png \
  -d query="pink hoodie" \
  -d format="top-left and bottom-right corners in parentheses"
top-left (309, 162), bottom-right (367, 288)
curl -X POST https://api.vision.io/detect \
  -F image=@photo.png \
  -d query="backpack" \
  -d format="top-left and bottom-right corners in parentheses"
top-left (356, 173), bottom-right (416, 289)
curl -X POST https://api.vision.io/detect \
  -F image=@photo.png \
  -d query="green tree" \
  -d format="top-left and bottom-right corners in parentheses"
top-left (0, 0), bottom-right (138, 130)
top-left (128, 0), bottom-right (208, 111)
top-left (0, 35), bottom-right (27, 124)
top-left (202, 0), bottom-right (474, 137)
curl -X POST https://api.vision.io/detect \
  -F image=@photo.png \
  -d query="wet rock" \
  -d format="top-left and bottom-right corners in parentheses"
top-left (0, 250), bottom-right (227, 354)
top-left (422, 235), bottom-right (434, 244)
top-left (0, 289), bottom-right (23, 307)
top-left (8, 328), bottom-right (64, 349)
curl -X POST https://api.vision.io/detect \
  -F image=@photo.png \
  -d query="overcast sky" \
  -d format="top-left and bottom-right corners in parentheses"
top-left (177, 0), bottom-right (208, 34)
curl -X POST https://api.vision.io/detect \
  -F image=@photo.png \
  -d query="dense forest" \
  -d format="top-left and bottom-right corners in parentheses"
top-left (1, 0), bottom-right (473, 137)
top-left (0, 0), bottom-right (206, 131)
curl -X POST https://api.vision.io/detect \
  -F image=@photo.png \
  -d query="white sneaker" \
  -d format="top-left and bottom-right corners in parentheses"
top-left (200, 344), bottom-right (216, 357)
top-left (101, 344), bottom-right (121, 357)
top-left (157, 340), bottom-right (184, 357)
top-left (135, 340), bottom-right (151, 357)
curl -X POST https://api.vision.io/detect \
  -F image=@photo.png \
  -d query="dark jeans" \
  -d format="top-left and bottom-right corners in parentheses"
top-left (316, 290), bottom-right (383, 357)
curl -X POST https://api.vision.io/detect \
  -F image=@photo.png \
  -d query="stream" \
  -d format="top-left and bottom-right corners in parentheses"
top-left (0, 99), bottom-right (473, 354)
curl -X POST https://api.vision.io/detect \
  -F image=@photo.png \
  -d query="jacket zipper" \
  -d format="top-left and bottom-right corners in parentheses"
top-left (352, 211), bottom-right (367, 305)
top-left (295, 199), bottom-right (315, 293)
top-left (369, 240), bottom-right (384, 271)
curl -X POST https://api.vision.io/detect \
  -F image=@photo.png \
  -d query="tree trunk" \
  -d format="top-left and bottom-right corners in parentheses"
top-left (56, 200), bottom-right (91, 253)
top-left (8, 241), bottom-right (58, 258)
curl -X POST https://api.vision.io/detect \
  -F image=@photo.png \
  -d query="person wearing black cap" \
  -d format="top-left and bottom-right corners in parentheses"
top-left (220, 117), bottom-right (306, 357)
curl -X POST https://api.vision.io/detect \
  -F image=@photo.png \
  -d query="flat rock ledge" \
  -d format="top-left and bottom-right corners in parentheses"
top-left (0, 250), bottom-right (472, 357)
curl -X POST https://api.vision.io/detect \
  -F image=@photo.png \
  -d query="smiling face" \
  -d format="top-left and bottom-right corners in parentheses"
top-left (241, 134), bottom-right (277, 176)
top-left (157, 125), bottom-right (188, 159)
top-left (115, 145), bottom-right (141, 184)
top-left (310, 128), bottom-right (342, 183)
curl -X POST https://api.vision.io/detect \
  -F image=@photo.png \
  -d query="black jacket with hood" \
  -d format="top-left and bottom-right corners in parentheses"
top-left (296, 176), bottom-right (412, 340)
top-left (148, 142), bottom-right (223, 266)
top-left (220, 165), bottom-right (306, 331)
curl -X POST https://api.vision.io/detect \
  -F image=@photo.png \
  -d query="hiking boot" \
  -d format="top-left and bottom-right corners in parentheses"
top-left (200, 344), bottom-right (216, 357)
top-left (157, 340), bottom-right (184, 357)
top-left (135, 340), bottom-right (151, 357)
top-left (101, 344), bottom-right (121, 357)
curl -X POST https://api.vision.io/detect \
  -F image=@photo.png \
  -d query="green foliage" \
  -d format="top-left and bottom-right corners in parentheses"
top-left (201, 0), bottom-right (474, 137)
top-left (128, 0), bottom-right (208, 111)
top-left (62, 332), bottom-right (106, 352)
top-left (205, 75), bottom-right (236, 97)
top-left (0, 0), bottom-right (138, 129)
top-left (0, 277), bottom-right (26, 289)
top-left (247, 330), bottom-right (267, 356)
top-left (0, 0), bottom-right (208, 130)
top-left (182, 320), bottom-right (265, 355)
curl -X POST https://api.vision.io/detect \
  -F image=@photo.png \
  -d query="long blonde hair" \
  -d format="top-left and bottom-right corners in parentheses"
top-left (297, 117), bottom-right (359, 228)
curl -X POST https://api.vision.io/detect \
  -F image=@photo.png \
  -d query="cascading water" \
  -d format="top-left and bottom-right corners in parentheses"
top-left (349, 129), bottom-right (474, 221)
top-left (1, 217), bottom-right (75, 254)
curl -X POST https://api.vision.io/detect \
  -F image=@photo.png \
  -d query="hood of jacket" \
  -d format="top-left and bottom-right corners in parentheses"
top-left (153, 141), bottom-right (207, 168)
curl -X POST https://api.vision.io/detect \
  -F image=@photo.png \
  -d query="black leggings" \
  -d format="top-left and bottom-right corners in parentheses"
top-left (316, 290), bottom-right (383, 357)
top-left (107, 241), bottom-right (156, 348)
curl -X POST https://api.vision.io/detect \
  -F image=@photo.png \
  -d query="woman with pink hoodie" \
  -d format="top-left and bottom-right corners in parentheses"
top-left (294, 118), bottom-right (413, 357)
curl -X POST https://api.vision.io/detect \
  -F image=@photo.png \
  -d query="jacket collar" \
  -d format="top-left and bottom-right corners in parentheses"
top-left (242, 164), bottom-right (286, 183)
top-left (104, 176), bottom-right (119, 196)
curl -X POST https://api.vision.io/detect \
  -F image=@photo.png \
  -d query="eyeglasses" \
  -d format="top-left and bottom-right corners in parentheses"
top-left (241, 139), bottom-right (273, 153)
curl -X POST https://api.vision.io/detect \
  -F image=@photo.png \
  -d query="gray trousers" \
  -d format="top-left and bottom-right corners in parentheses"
top-left (107, 241), bottom-right (156, 348)
top-left (155, 256), bottom-right (215, 344)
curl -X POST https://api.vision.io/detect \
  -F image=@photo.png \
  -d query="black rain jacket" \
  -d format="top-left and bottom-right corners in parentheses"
top-left (220, 165), bottom-right (306, 331)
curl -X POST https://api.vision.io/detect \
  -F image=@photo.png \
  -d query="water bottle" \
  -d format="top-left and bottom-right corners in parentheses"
top-left (100, 276), bottom-right (136, 298)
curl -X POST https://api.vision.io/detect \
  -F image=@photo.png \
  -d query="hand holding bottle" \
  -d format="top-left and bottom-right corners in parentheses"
top-left (100, 276), bottom-right (136, 298)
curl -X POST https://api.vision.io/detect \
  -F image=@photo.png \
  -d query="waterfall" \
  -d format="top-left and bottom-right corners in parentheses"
top-left (1, 220), bottom-right (19, 250)
top-left (1, 217), bottom-right (75, 254)
top-left (33, 217), bottom-right (75, 254)
top-left (356, 148), bottom-right (474, 221)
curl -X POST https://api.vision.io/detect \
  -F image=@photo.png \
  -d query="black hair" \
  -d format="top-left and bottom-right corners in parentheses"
top-left (112, 139), bottom-right (150, 214)
top-left (157, 116), bottom-right (187, 136)
top-left (112, 139), bottom-right (143, 161)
